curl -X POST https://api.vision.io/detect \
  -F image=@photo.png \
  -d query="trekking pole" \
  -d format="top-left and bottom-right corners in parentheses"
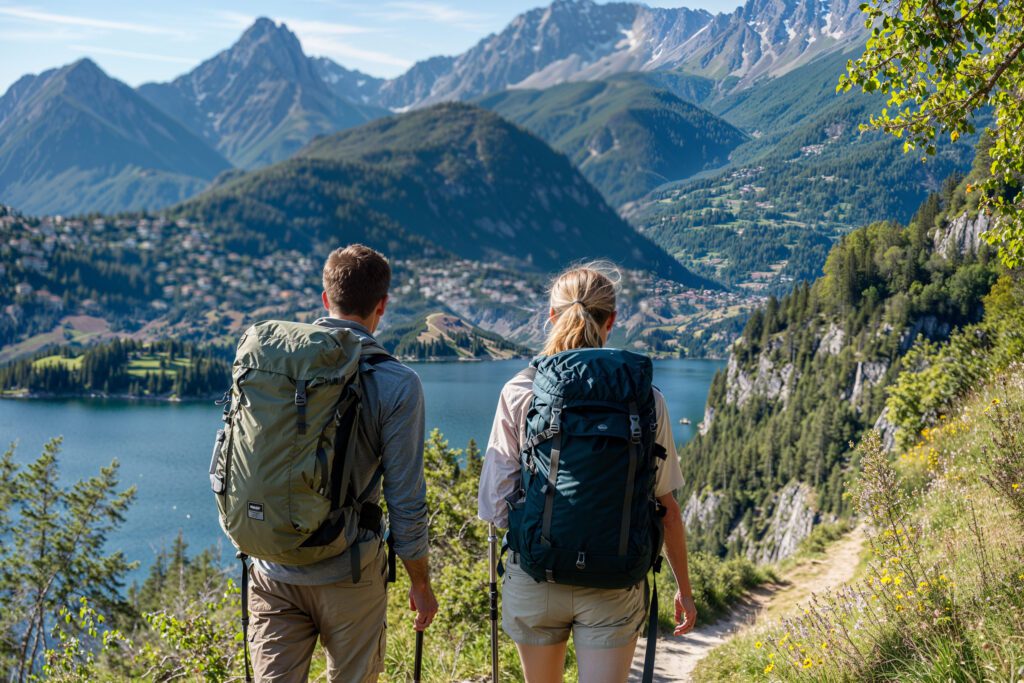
top-left (413, 630), bottom-right (424, 683)
top-left (488, 522), bottom-right (499, 683)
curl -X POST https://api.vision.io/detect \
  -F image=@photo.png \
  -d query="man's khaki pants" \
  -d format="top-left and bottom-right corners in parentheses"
top-left (248, 554), bottom-right (387, 682)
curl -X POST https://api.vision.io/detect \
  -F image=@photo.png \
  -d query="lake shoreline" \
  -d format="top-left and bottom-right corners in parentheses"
top-left (1, 354), bottom-right (724, 403)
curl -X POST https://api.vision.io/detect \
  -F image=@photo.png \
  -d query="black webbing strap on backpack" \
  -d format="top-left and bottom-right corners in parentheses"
top-left (539, 397), bottom-right (563, 559)
top-left (237, 551), bottom-right (253, 683)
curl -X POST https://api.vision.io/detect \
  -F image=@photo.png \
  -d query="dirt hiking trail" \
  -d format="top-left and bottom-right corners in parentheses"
top-left (629, 526), bottom-right (866, 682)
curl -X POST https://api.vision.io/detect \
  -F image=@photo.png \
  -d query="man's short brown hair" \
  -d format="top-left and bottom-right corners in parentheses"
top-left (322, 244), bottom-right (391, 318)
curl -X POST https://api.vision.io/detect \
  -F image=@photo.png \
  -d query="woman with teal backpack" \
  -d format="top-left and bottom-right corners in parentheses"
top-left (478, 263), bottom-right (698, 683)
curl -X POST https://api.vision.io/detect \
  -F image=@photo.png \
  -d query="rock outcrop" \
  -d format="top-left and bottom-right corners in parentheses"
top-left (753, 481), bottom-right (818, 565)
top-left (933, 211), bottom-right (989, 258)
top-left (725, 340), bottom-right (798, 407)
top-left (847, 360), bottom-right (889, 407)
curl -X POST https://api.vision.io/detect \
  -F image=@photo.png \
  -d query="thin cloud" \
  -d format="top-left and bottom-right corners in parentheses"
top-left (362, 1), bottom-right (493, 31)
top-left (300, 35), bottom-right (412, 69)
top-left (68, 45), bottom-right (197, 65)
top-left (0, 6), bottom-right (183, 36)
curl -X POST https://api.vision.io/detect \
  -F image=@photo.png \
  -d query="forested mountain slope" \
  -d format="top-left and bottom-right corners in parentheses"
top-left (477, 76), bottom-right (746, 205)
top-left (181, 103), bottom-right (713, 285)
top-left (629, 50), bottom-right (979, 291)
top-left (680, 170), bottom-right (1001, 563)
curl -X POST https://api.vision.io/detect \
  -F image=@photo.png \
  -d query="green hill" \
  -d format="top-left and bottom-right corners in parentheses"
top-left (477, 75), bottom-right (747, 205)
top-left (679, 164), bottom-right (1004, 563)
top-left (180, 102), bottom-right (715, 286)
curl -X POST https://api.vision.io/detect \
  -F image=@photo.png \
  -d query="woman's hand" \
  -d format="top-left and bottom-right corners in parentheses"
top-left (674, 591), bottom-right (697, 636)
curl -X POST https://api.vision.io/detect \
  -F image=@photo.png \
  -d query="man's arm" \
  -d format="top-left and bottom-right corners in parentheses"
top-left (379, 369), bottom-right (437, 630)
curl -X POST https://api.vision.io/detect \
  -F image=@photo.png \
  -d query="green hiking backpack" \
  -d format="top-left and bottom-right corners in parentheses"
top-left (507, 347), bottom-right (665, 588)
top-left (209, 320), bottom-right (392, 566)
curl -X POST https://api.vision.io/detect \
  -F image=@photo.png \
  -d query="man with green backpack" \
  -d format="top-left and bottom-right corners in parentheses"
top-left (211, 244), bottom-right (437, 682)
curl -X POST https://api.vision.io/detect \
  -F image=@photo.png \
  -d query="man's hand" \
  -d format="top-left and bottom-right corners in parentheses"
top-left (401, 556), bottom-right (438, 631)
top-left (408, 581), bottom-right (438, 632)
top-left (674, 591), bottom-right (697, 636)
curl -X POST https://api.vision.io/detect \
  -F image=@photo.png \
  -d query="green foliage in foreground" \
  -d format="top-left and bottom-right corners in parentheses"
top-left (694, 364), bottom-right (1024, 681)
top-left (841, 0), bottom-right (1024, 267)
top-left (0, 438), bottom-right (136, 681)
top-left (2, 428), bottom-right (776, 681)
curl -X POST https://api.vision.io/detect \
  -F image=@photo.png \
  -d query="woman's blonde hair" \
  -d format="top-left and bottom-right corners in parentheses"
top-left (541, 262), bottom-right (619, 356)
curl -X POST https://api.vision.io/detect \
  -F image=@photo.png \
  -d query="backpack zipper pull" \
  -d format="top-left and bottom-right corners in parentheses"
top-left (576, 551), bottom-right (586, 570)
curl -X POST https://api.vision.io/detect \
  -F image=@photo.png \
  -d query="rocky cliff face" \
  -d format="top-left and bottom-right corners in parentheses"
top-left (753, 481), bottom-right (819, 564)
top-left (689, 306), bottom-right (958, 562)
top-left (933, 211), bottom-right (989, 258)
top-left (725, 338), bottom-right (798, 407)
top-left (684, 480), bottom-right (822, 564)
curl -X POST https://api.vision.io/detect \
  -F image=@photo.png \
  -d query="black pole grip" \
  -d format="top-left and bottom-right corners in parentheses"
top-left (413, 630), bottom-right (424, 682)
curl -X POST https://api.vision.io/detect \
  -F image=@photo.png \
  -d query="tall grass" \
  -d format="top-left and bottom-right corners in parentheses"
top-left (694, 366), bottom-right (1024, 681)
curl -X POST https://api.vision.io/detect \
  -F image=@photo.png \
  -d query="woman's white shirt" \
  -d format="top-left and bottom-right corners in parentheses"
top-left (477, 370), bottom-right (685, 529)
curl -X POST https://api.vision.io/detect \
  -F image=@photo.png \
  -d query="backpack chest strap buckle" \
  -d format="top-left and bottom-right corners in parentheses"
top-left (549, 400), bottom-right (563, 435)
top-left (629, 414), bottom-right (642, 444)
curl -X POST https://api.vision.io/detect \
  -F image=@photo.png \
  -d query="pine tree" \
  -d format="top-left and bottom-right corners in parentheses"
top-left (0, 437), bottom-right (135, 681)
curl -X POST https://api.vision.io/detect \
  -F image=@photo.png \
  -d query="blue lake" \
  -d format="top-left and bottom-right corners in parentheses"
top-left (0, 358), bottom-right (723, 584)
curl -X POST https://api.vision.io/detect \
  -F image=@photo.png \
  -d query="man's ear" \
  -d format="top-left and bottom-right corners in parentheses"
top-left (376, 295), bottom-right (389, 317)
top-left (321, 291), bottom-right (331, 314)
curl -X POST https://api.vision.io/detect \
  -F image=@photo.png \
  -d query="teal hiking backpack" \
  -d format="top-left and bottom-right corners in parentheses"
top-left (210, 320), bottom-right (394, 568)
top-left (506, 348), bottom-right (667, 683)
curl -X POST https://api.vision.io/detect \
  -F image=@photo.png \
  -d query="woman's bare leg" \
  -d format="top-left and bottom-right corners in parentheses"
top-left (516, 642), bottom-right (568, 683)
top-left (575, 638), bottom-right (638, 683)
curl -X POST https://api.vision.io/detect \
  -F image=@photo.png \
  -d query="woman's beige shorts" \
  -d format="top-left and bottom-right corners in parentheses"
top-left (501, 554), bottom-right (646, 649)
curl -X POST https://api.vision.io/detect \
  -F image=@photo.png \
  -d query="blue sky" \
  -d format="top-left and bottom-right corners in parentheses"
top-left (0, 0), bottom-right (744, 93)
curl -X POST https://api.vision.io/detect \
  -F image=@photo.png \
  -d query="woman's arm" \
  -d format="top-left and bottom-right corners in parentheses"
top-left (658, 492), bottom-right (698, 635)
top-left (477, 378), bottom-right (531, 528)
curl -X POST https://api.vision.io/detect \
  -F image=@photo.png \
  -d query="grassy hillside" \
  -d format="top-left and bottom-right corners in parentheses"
top-left (477, 76), bottom-right (747, 205)
top-left (695, 360), bottom-right (1024, 680)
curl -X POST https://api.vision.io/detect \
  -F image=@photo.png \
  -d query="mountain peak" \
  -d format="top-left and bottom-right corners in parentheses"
top-left (232, 17), bottom-right (304, 62)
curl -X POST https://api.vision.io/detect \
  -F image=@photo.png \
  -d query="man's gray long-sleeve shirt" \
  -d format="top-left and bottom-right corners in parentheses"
top-left (254, 317), bottom-right (429, 585)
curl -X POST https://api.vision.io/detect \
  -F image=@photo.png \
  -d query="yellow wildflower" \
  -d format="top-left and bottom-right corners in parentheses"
top-left (764, 662), bottom-right (775, 674)
top-left (802, 658), bottom-right (813, 669)
top-left (755, 641), bottom-right (763, 649)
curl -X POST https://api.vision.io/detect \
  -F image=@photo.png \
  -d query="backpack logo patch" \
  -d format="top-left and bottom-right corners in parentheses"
top-left (597, 423), bottom-right (608, 431)
top-left (247, 502), bottom-right (265, 521)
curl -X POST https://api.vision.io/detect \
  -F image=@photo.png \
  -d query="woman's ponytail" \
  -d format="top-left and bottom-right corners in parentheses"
top-left (541, 263), bottom-right (619, 356)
